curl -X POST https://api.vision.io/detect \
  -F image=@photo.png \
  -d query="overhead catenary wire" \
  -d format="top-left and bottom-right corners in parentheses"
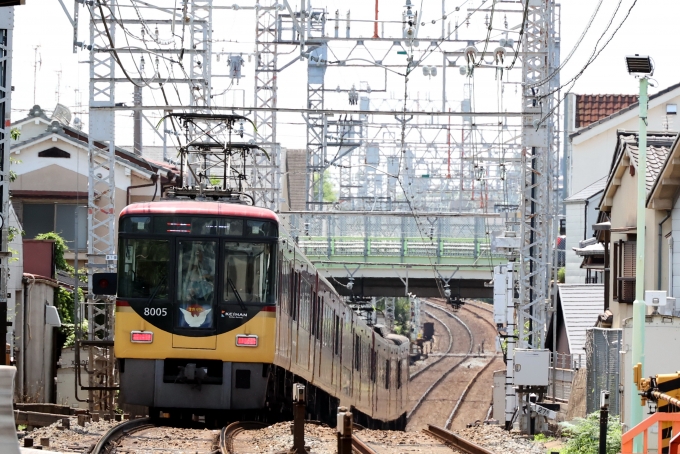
top-left (536, 0), bottom-right (639, 127)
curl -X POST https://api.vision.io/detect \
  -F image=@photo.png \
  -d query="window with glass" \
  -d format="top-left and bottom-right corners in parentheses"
top-left (24, 203), bottom-right (87, 249)
top-left (176, 240), bottom-right (217, 328)
top-left (223, 242), bottom-right (273, 304)
top-left (118, 239), bottom-right (170, 299)
top-left (153, 216), bottom-right (244, 236)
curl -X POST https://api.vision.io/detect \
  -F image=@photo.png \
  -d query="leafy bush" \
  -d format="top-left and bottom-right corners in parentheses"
top-left (35, 232), bottom-right (73, 273)
top-left (558, 267), bottom-right (565, 283)
top-left (560, 412), bottom-right (621, 454)
top-left (61, 319), bottom-right (88, 348)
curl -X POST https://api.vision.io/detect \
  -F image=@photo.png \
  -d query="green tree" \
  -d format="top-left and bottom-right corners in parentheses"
top-left (312, 171), bottom-right (338, 203)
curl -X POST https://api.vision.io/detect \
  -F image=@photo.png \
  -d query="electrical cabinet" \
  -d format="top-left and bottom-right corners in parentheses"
top-left (513, 349), bottom-right (550, 386)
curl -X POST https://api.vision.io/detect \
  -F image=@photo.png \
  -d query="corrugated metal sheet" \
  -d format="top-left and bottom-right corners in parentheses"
top-left (565, 176), bottom-right (607, 202)
top-left (557, 284), bottom-right (604, 355)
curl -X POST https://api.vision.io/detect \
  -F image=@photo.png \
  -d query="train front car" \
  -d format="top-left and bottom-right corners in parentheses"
top-left (114, 201), bottom-right (278, 418)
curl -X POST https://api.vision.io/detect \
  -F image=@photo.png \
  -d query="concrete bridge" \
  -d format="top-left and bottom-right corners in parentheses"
top-left (282, 211), bottom-right (512, 298)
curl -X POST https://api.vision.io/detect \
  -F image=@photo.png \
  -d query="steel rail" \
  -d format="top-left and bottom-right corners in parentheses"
top-left (445, 356), bottom-right (499, 429)
top-left (424, 425), bottom-right (494, 454)
top-left (423, 301), bottom-right (475, 349)
top-left (91, 417), bottom-right (153, 454)
top-left (409, 310), bottom-right (453, 380)
top-left (351, 434), bottom-right (380, 454)
top-left (407, 303), bottom-right (475, 421)
top-left (219, 421), bottom-right (269, 454)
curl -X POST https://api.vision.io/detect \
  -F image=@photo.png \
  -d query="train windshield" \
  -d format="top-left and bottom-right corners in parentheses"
top-left (223, 242), bottom-right (273, 304)
top-left (176, 240), bottom-right (217, 329)
top-left (118, 239), bottom-right (170, 299)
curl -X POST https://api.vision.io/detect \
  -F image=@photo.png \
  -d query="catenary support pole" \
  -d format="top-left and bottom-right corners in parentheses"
top-left (631, 76), bottom-right (649, 452)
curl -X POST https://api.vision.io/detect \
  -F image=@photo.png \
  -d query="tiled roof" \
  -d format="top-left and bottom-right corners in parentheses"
top-left (571, 81), bottom-right (680, 139)
top-left (622, 133), bottom-right (677, 194)
top-left (575, 94), bottom-right (638, 128)
top-left (557, 284), bottom-right (604, 354)
top-left (565, 176), bottom-right (607, 202)
top-left (599, 131), bottom-right (677, 212)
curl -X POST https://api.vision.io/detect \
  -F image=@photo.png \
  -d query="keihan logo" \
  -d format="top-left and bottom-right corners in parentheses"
top-left (221, 311), bottom-right (248, 318)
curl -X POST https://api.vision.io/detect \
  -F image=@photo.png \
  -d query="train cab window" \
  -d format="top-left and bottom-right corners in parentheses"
top-left (118, 238), bottom-right (169, 299)
top-left (246, 220), bottom-right (275, 237)
top-left (176, 240), bottom-right (217, 329)
top-left (223, 242), bottom-right (273, 303)
top-left (121, 216), bottom-right (151, 233)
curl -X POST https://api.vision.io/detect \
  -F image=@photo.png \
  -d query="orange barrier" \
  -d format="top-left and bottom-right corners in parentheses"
top-left (621, 412), bottom-right (680, 453)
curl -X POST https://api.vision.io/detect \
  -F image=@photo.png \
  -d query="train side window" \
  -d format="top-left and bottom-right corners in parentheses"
top-left (397, 360), bottom-right (402, 389)
top-left (316, 296), bottom-right (325, 339)
top-left (310, 290), bottom-right (318, 337)
top-left (334, 313), bottom-right (340, 355)
top-left (370, 350), bottom-right (377, 383)
top-left (290, 271), bottom-right (299, 321)
top-left (300, 281), bottom-right (310, 331)
top-left (385, 359), bottom-right (390, 389)
top-left (354, 334), bottom-right (361, 371)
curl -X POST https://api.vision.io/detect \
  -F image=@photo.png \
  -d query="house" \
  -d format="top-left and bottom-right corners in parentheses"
top-left (7, 104), bottom-right (180, 403)
top-left (563, 86), bottom-right (680, 284)
top-left (599, 130), bottom-right (678, 326)
top-left (597, 129), bottom-right (680, 435)
top-left (546, 284), bottom-right (604, 365)
top-left (566, 84), bottom-right (680, 197)
top-left (564, 177), bottom-right (606, 284)
top-left (10, 104), bottom-right (179, 266)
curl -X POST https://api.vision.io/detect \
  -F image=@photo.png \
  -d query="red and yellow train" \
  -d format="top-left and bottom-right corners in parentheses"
top-left (114, 200), bottom-right (408, 428)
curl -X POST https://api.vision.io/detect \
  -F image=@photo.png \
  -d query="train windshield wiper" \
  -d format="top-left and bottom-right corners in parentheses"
top-left (146, 271), bottom-right (168, 306)
top-left (228, 278), bottom-right (247, 311)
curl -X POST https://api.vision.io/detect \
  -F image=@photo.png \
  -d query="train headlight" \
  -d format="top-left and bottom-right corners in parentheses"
top-left (130, 331), bottom-right (153, 343)
top-left (236, 334), bottom-right (258, 347)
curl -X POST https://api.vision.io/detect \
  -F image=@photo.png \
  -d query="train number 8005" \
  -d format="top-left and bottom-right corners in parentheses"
top-left (143, 307), bottom-right (168, 317)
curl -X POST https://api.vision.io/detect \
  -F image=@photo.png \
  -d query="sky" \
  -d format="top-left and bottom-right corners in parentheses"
top-left (6, 0), bottom-right (673, 150)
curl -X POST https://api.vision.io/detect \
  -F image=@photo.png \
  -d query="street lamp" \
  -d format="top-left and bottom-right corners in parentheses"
top-left (625, 54), bottom-right (653, 75)
top-left (625, 53), bottom-right (653, 452)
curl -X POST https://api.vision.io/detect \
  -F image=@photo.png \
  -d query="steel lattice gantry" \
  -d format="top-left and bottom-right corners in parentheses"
top-left (83, 0), bottom-right (219, 412)
top-left (251, 0), bottom-right (281, 210)
top-left (0, 7), bottom-right (13, 366)
top-left (517, 0), bottom-right (560, 351)
top-left (85, 0), bottom-right (119, 412)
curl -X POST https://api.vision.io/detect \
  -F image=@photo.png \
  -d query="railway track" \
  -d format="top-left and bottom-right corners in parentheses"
top-left (408, 300), bottom-right (500, 432)
top-left (407, 302), bottom-right (475, 429)
top-left (409, 310), bottom-right (454, 380)
top-left (92, 418), bottom-right (220, 454)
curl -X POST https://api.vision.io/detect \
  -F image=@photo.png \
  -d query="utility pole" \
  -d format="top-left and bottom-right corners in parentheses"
top-left (32, 45), bottom-right (40, 105)
top-left (0, 5), bottom-right (15, 366)
top-left (624, 53), bottom-right (655, 452)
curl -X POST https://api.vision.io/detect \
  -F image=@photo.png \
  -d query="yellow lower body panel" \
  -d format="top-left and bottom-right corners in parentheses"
top-left (172, 334), bottom-right (217, 350)
top-left (114, 306), bottom-right (276, 364)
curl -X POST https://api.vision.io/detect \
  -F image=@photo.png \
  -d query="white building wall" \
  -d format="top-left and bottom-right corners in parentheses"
top-left (565, 202), bottom-right (586, 283)
top-left (570, 91), bottom-right (680, 197)
top-left (672, 204), bottom-right (680, 298)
